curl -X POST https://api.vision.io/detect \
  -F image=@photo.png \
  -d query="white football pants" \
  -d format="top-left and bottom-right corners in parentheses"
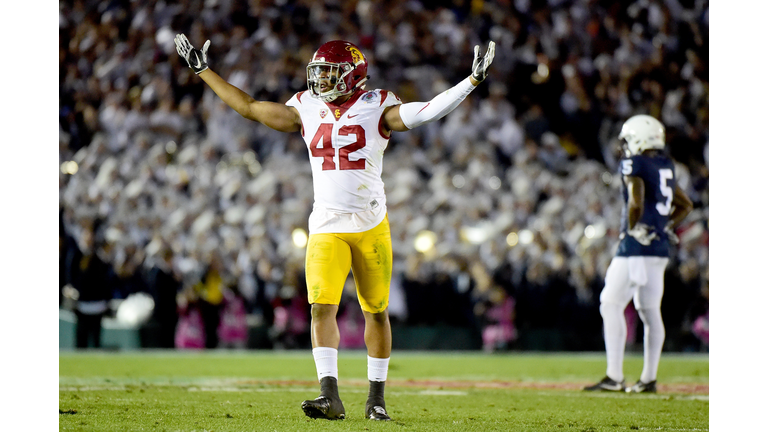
top-left (599, 256), bottom-right (669, 383)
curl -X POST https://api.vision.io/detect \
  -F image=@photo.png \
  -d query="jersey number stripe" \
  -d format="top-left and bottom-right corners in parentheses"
top-left (309, 124), bottom-right (367, 171)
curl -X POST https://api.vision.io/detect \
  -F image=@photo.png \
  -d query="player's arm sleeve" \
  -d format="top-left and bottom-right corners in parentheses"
top-left (398, 77), bottom-right (476, 129)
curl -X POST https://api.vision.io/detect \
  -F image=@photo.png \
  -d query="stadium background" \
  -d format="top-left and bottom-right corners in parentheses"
top-left (58, 0), bottom-right (709, 353)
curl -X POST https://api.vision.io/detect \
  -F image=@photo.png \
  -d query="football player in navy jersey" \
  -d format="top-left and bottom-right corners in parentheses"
top-left (584, 115), bottom-right (693, 393)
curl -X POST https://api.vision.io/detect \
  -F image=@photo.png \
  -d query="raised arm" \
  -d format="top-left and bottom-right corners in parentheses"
top-left (175, 34), bottom-right (301, 133)
top-left (383, 41), bottom-right (495, 132)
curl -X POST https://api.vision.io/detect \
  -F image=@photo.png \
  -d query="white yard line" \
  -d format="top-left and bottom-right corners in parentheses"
top-left (61, 381), bottom-right (467, 396)
top-left (60, 377), bottom-right (704, 400)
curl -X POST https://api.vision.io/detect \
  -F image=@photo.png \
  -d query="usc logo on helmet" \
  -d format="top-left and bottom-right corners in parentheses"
top-left (346, 45), bottom-right (364, 65)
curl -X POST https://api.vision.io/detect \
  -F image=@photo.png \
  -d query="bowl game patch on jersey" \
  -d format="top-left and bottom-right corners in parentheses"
top-left (362, 91), bottom-right (376, 103)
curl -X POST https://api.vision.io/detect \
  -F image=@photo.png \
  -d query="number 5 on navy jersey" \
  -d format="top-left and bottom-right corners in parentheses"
top-left (656, 168), bottom-right (673, 216)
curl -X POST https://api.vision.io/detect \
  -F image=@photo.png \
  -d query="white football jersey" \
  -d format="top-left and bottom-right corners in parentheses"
top-left (285, 89), bottom-right (402, 234)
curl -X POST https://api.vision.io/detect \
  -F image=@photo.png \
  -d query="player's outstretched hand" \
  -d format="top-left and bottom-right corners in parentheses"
top-left (471, 41), bottom-right (496, 82)
top-left (627, 223), bottom-right (658, 246)
top-left (175, 34), bottom-right (210, 74)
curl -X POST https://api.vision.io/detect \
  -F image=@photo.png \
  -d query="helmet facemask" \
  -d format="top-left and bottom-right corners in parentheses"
top-left (306, 41), bottom-right (369, 103)
top-left (307, 62), bottom-right (364, 103)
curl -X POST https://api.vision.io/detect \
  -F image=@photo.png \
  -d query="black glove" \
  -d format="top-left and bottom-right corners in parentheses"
top-left (471, 41), bottom-right (496, 82)
top-left (175, 34), bottom-right (210, 74)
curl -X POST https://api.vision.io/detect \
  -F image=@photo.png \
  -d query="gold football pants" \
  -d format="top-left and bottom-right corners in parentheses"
top-left (305, 216), bottom-right (392, 313)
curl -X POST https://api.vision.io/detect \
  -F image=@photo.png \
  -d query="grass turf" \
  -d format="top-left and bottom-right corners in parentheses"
top-left (59, 351), bottom-right (708, 431)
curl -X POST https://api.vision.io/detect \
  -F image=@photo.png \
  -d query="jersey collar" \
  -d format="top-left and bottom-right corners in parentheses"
top-left (325, 89), bottom-right (365, 121)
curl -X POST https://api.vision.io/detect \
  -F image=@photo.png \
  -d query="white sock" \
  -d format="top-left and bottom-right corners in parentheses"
top-left (600, 302), bottom-right (626, 382)
top-left (313, 347), bottom-right (338, 382)
top-left (637, 308), bottom-right (665, 383)
top-left (367, 356), bottom-right (390, 382)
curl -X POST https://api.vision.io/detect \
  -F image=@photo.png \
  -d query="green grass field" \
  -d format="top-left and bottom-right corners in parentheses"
top-left (59, 351), bottom-right (708, 431)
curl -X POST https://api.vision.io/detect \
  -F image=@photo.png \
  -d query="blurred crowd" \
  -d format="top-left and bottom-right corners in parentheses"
top-left (59, 0), bottom-right (709, 352)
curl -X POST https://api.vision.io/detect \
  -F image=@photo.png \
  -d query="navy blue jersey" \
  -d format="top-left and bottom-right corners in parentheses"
top-left (616, 153), bottom-right (676, 257)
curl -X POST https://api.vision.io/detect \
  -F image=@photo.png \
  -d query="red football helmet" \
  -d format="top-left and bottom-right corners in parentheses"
top-left (307, 40), bottom-right (369, 102)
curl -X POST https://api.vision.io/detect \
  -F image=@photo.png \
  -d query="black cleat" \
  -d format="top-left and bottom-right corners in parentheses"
top-left (583, 376), bottom-right (626, 392)
top-left (301, 396), bottom-right (346, 420)
top-left (626, 380), bottom-right (657, 393)
top-left (366, 404), bottom-right (391, 421)
top-left (366, 381), bottom-right (391, 420)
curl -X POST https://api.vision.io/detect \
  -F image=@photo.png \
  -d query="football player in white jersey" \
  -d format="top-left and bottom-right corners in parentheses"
top-left (175, 34), bottom-right (495, 420)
